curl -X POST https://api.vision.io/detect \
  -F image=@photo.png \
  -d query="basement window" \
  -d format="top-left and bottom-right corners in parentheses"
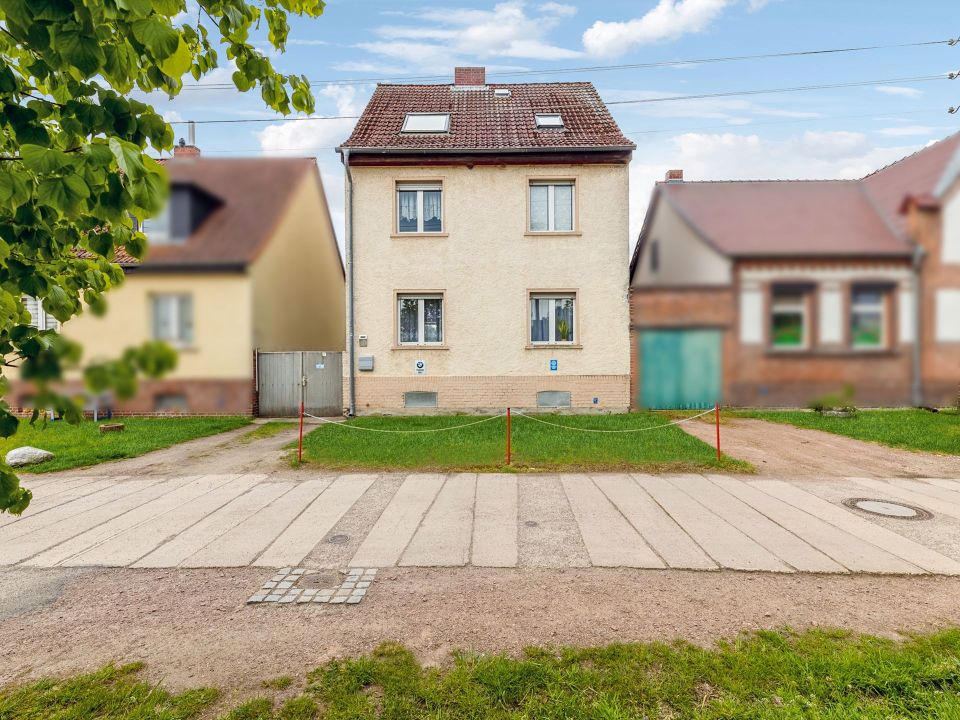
top-left (404, 391), bottom-right (438, 408)
top-left (535, 113), bottom-right (564, 129)
top-left (401, 113), bottom-right (450, 133)
top-left (537, 391), bottom-right (571, 408)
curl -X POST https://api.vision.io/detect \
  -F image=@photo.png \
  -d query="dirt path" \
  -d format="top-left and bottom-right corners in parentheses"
top-left (682, 418), bottom-right (960, 479)
top-left (2, 566), bottom-right (960, 694)
top-left (45, 422), bottom-right (305, 480)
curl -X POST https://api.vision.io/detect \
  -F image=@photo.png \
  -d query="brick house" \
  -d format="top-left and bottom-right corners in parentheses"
top-left (10, 145), bottom-right (345, 415)
top-left (629, 133), bottom-right (960, 409)
top-left (338, 67), bottom-right (634, 413)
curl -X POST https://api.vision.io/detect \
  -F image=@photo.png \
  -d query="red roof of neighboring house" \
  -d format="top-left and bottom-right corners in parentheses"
top-left (340, 82), bottom-right (634, 152)
top-left (633, 132), bottom-right (960, 270)
top-left (75, 245), bottom-right (139, 266)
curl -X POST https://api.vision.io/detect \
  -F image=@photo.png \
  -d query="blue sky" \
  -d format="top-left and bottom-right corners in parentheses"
top-left (148, 0), bottom-right (960, 247)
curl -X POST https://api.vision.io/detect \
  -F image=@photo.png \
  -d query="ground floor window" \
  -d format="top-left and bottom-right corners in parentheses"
top-left (850, 286), bottom-right (886, 348)
top-left (151, 294), bottom-right (193, 345)
top-left (397, 294), bottom-right (443, 345)
top-left (770, 289), bottom-right (807, 349)
top-left (22, 296), bottom-right (58, 331)
top-left (530, 293), bottom-right (575, 344)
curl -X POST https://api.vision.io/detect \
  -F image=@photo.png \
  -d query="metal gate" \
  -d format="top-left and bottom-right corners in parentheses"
top-left (256, 351), bottom-right (343, 417)
top-left (639, 329), bottom-right (722, 409)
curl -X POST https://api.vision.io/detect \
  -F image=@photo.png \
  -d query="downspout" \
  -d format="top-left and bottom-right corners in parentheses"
top-left (911, 242), bottom-right (925, 407)
top-left (342, 148), bottom-right (356, 417)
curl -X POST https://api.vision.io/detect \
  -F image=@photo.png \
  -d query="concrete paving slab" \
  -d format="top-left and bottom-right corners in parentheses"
top-left (716, 478), bottom-right (922, 574)
top-left (256, 474), bottom-right (376, 567)
top-left (0, 479), bottom-right (173, 565)
top-left (401, 474), bottom-right (476, 567)
top-left (134, 481), bottom-right (289, 568)
top-left (561, 475), bottom-right (663, 568)
top-left (23, 476), bottom-right (209, 567)
top-left (851, 478), bottom-right (960, 521)
top-left (350, 474), bottom-right (445, 567)
top-left (634, 475), bottom-right (789, 572)
top-left (928, 479), bottom-right (960, 494)
top-left (758, 480), bottom-right (960, 575)
top-left (64, 475), bottom-right (255, 567)
top-left (890, 479), bottom-right (960, 507)
top-left (0, 479), bottom-right (113, 527)
top-left (592, 474), bottom-right (716, 570)
top-left (472, 474), bottom-right (518, 567)
top-left (670, 476), bottom-right (844, 573)
top-left (518, 475), bottom-right (590, 568)
top-left (180, 479), bottom-right (331, 568)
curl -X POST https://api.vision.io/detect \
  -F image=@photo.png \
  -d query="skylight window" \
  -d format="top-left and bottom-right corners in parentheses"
top-left (535, 113), bottom-right (564, 129)
top-left (401, 113), bottom-right (450, 133)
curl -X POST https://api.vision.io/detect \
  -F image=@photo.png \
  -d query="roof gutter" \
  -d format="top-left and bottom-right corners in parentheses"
top-left (336, 145), bottom-right (636, 155)
top-left (342, 147), bottom-right (356, 417)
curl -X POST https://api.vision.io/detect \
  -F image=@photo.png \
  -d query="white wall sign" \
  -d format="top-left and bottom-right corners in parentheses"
top-left (935, 289), bottom-right (960, 342)
top-left (414, 359), bottom-right (426, 375)
top-left (739, 286), bottom-right (764, 345)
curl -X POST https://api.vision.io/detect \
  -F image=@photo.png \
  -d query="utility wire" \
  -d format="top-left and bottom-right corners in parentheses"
top-left (166, 73), bottom-right (950, 125)
top-left (180, 37), bottom-right (959, 90)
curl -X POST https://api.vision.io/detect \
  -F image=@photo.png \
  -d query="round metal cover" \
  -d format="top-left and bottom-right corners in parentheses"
top-left (326, 533), bottom-right (351, 544)
top-left (842, 498), bottom-right (932, 520)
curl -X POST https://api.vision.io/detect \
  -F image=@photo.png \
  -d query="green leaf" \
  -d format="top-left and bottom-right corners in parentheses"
top-left (55, 28), bottom-right (106, 75)
top-left (20, 145), bottom-right (71, 174)
top-left (158, 37), bottom-right (194, 79)
top-left (116, 0), bottom-right (153, 17)
top-left (108, 137), bottom-right (146, 180)
top-left (131, 18), bottom-right (181, 60)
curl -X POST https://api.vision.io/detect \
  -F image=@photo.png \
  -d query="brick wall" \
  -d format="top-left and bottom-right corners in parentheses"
top-left (353, 374), bottom-right (630, 413)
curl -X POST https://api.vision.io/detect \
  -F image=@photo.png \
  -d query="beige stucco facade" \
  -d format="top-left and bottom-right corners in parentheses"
top-left (349, 161), bottom-right (631, 412)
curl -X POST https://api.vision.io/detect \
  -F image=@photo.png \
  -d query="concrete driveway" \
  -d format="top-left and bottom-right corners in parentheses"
top-left (5, 471), bottom-right (960, 575)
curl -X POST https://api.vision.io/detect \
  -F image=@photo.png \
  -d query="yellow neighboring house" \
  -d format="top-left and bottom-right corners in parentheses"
top-left (12, 146), bottom-right (344, 415)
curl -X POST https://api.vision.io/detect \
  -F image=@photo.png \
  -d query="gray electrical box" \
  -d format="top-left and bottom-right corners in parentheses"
top-left (358, 356), bottom-right (374, 371)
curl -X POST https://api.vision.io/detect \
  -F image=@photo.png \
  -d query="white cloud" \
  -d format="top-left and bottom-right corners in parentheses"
top-left (878, 125), bottom-right (944, 137)
top-left (583, 0), bottom-right (733, 58)
top-left (287, 38), bottom-right (330, 46)
top-left (875, 85), bottom-right (923, 98)
top-left (359, 1), bottom-right (581, 68)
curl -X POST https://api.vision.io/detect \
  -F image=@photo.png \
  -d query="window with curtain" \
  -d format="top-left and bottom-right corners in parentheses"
top-left (21, 296), bottom-right (58, 331)
top-left (851, 287), bottom-right (886, 348)
top-left (530, 293), bottom-right (575, 344)
top-left (529, 181), bottom-right (574, 232)
top-left (397, 294), bottom-right (443, 344)
top-left (396, 184), bottom-right (442, 233)
top-left (770, 290), bottom-right (807, 349)
top-left (151, 294), bottom-right (194, 345)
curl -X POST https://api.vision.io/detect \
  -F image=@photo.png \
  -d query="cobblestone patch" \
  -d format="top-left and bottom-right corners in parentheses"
top-left (248, 567), bottom-right (377, 606)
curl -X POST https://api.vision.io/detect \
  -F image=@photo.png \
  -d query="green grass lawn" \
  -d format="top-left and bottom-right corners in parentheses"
top-left (298, 412), bottom-right (749, 473)
top-left (0, 416), bottom-right (252, 473)
top-left (5, 630), bottom-right (960, 718)
top-left (734, 408), bottom-right (960, 456)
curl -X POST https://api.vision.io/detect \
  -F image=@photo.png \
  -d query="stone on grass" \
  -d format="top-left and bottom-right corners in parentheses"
top-left (6, 446), bottom-right (54, 468)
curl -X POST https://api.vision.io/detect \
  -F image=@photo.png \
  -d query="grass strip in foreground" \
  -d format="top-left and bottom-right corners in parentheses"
top-left (0, 416), bottom-right (252, 473)
top-left (735, 408), bottom-right (960, 455)
top-left (4, 629), bottom-right (960, 718)
top-left (298, 411), bottom-right (750, 473)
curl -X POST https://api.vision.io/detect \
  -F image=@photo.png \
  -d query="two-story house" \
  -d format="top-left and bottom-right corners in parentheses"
top-left (338, 67), bottom-right (634, 413)
top-left (629, 133), bottom-right (960, 409)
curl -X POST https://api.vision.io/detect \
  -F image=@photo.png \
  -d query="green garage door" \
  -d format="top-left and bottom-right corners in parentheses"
top-left (640, 329), bottom-right (722, 409)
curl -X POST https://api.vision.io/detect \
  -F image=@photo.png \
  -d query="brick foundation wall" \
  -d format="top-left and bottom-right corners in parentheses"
top-left (353, 374), bottom-right (630, 413)
top-left (8, 378), bottom-right (254, 416)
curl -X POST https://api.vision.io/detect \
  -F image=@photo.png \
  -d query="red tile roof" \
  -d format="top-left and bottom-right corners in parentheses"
top-left (340, 82), bottom-right (634, 152)
top-left (75, 245), bottom-right (139, 266)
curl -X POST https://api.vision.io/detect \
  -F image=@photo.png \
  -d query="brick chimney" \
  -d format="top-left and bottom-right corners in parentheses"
top-left (173, 120), bottom-right (200, 157)
top-left (454, 66), bottom-right (486, 86)
top-left (665, 169), bottom-right (683, 182)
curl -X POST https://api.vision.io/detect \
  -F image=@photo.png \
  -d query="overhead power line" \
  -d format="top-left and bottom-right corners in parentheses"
top-left (167, 73), bottom-right (951, 126)
top-left (179, 37), bottom-right (959, 90)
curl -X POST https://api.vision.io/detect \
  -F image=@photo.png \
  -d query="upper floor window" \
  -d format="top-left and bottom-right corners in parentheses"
top-left (22, 296), bottom-right (58, 331)
top-left (650, 240), bottom-right (660, 273)
top-left (851, 286), bottom-right (886, 349)
top-left (141, 202), bottom-right (180, 245)
top-left (530, 293), bottom-right (575, 344)
top-left (529, 181), bottom-right (574, 232)
top-left (398, 294), bottom-right (443, 345)
top-left (534, 113), bottom-right (564, 129)
top-left (770, 288), bottom-right (808, 350)
top-left (401, 113), bottom-right (450, 133)
top-left (397, 183), bottom-right (442, 233)
top-left (152, 293), bottom-right (193, 346)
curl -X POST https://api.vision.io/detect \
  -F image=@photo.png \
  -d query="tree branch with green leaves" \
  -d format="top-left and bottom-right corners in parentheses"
top-left (0, 0), bottom-right (325, 513)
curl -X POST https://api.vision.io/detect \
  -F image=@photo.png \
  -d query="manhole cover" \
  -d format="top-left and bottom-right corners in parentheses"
top-left (299, 571), bottom-right (343, 589)
top-left (327, 533), bottom-right (351, 544)
top-left (842, 498), bottom-right (932, 520)
top-left (524, 520), bottom-right (539, 528)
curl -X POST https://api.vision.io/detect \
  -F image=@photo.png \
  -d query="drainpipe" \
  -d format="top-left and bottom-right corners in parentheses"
top-left (911, 243), bottom-right (925, 407)
top-left (342, 148), bottom-right (356, 417)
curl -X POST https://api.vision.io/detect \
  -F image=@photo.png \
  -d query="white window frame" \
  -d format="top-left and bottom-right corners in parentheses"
top-left (529, 181), bottom-right (575, 232)
top-left (22, 296), bottom-right (58, 331)
top-left (397, 294), bottom-right (444, 346)
top-left (850, 287), bottom-right (887, 349)
top-left (401, 113), bottom-right (450, 133)
top-left (143, 202), bottom-right (176, 245)
top-left (770, 292), bottom-right (808, 350)
top-left (396, 183), bottom-right (443, 234)
top-left (151, 293), bottom-right (193, 346)
top-left (529, 293), bottom-right (576, 345)
top-left (534, 113), bottom-right (564, 129)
